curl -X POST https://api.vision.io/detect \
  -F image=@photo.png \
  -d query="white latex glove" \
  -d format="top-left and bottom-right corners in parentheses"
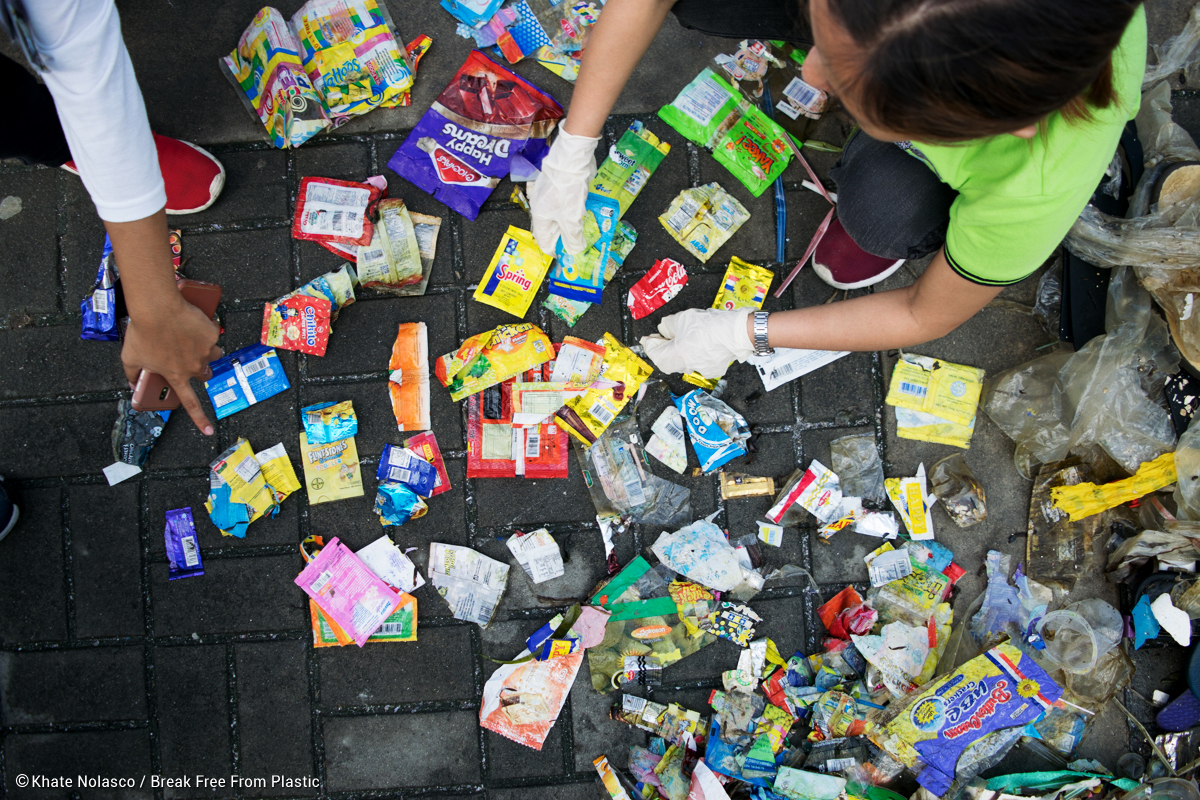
top-left (640, 308), bottom-right (757, 378)
top-left (529, 128), bottom-right (600, 255)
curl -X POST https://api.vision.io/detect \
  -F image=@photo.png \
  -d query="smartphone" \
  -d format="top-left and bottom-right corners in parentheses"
top-left (130, 279), bottom-right (223, 412)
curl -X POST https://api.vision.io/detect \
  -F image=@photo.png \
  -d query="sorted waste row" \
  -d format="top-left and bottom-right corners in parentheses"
top-left (76, 0), bottom-right (1200, 797)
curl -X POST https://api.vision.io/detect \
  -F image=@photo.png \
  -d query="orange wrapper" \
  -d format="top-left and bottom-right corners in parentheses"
top-left (388, 322), bottom-right (431, 431)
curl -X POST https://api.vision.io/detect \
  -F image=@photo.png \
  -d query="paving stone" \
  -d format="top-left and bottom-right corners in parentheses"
top-left (0, 487), bottom-right (67, 644)
top-left (0, 400), bottom-right (115, 479)
top-left (185, 149), bottom-right (289, 226)
top-left (145, 411), bottom-right (223, 472)
top-left (151, 555), bottom-right (305, 636)
top-left (294, 142), bottom-right (371, 183)
top-left (800, 350), bottom-right (877, 425)
top-left (723, 431), bottom-right (798, 536)
top-left (182, 228), bottom-right (294, 309)
top-left (0, 167), bottom-right (60, 319)
top-left (70, 483), bottom-right (144, 638)
top-left (570, 659), bottom-right (643, 772)
top-left (497, 527), bottom-right (634, 614)
top-left (60, 177), bottom-right (109, 313)
top-left (318, 624), bottom-right (474, 707)
top-left (0, 325), bottom-right (125, 399)
top-left (4, 730), bottom-right (153, 800)
top-left (322, 711), bottom-right (481, 791)
top-left (473, 470), bottom-right (594, 530)
top-left (154, 645), bottom-right (232, 800)
top-left (235, 640), bottom-right (317, 796)
top-left (489, 784), bottom-right (601, 800)
top-left (0, 647), bottom-right (146, 723)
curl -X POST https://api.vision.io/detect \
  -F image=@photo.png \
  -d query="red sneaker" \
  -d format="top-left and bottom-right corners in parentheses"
top-left (63, 134), bottom-right (225, 215)
top-left (811, 217), bottom-right (905, 290)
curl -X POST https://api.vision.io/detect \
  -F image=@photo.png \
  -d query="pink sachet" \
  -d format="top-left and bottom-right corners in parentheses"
top-left (294, 536), bottom-right (402, 647)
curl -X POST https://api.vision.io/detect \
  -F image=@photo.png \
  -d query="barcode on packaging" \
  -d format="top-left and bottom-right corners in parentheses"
top-left (181, 535), bottom-right (200, 567)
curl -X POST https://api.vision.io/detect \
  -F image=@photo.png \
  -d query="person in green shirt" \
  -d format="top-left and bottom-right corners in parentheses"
top-left (527, 0), bottom-right (1147, 376)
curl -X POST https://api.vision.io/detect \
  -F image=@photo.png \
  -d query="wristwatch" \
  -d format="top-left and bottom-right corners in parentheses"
top-left (752, 311), bottom-right (774, 356)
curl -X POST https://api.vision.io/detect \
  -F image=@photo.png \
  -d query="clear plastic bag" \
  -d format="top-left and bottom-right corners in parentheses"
top-left (1033, 264), bottom-right (1063, 336)
top-left (830, 433), bottom-right (887, 506)
top-left (1176, 416), bottom-right (1200, 519)
top-left (1143, 2), bottom-right (1200, 90)
top-left (576, 413), bottom-right (692, 527)
top-left (983, 353), bottom-right (1073, 480)
top-left (930, 453), bottom-right (987, 527)
top-left (1027, 459), bottom-right (1103, 588)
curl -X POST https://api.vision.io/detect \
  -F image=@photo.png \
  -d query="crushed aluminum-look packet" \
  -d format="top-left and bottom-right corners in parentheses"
top-left (436, 323), bottom-right (553, 402)
top-left (646, 404), bottom-right (688, 474)
top-left (357, 197), bottom-right (422, 290)
top-left (301, 400), bottom-right (358, 445)
top-left (428, 542), bottom-right (510, 627)
top-left (165, 507), bottom-right (204, 580)
top-left (112, 398), bottom-right (169, 467)
top-left (373, 480), bottom-right (429, 526)
top-left (506, 528), bottom-right (565, 584)
top-left (659, 183), bottom-right (750, 263)
top-left (376, 443), bottom-right (439, 497)
top-left (555, 333), bottom-right (653, 445)
top-left (81, 235), bottom-right (121, 341)
top-left (720, 472), bottom-right (775, 499)
top-left (673, 389), bottom-right (750, 474)
top-left (627, 257), bottom-right (688, 320)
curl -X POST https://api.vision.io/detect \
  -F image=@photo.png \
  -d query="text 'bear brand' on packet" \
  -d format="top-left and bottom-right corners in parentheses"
top-left (388, 50), bottom-right (563, 220)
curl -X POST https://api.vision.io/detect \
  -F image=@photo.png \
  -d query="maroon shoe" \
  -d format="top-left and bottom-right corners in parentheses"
top-left (812, 218), bottom-right (905, 290)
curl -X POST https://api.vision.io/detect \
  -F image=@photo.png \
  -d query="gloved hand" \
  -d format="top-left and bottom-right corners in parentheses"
top-left (640, 308), bottom-right (757, 378)
top-left (529, 128), bottom-right (600, 255)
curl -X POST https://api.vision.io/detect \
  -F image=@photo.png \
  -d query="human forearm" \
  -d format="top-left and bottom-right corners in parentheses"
top-left (564, 0), bottom-right (678, 136)
top-left (104, 209), bottom-right (180, 321)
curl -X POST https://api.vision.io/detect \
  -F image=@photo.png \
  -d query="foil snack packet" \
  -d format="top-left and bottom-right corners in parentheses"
top-left (404, 431), bottom-right (451, 497)
top-left (292, 176), bottom-right (382, 246)
top-left (302, 400), bottom-right (358, 444)
top-left (628, 257), bottom-right (688, 320)
top-left (376, 444), bottom-right (440, 497)
top-left (659, 183), bottom-right (750, 263)
top-left (81, 235), bottom-right (121, 341)
top-left (554, 333), bottom-right (653, 445)
top-left (543, 221), bottom-right (637, 326)
top-left (165, 507), bottom-right (204, 581)
top-left (388, 322), bottom-right (431, 431)
top-left (435, 323), bottom-right (553, 402)
top-left (357, 198), bottom-right (423, 291)
top-left (387, 50), bottom-right (563, 220)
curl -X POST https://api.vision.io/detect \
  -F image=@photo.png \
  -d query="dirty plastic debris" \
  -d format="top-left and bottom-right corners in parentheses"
top-left (628, 258), bottom-right (688, 320)
top-left (295, 535), bottom-right (404, 647)
top-left (357, 534), bottom-right (426, 593)
top-left (112, 399), bottom-right (169, 468)
top-left (388, 322), bottom-right (431, 431)
top-left (1027, 459), bottom-right (1102, 586)
top-left (550, 337), bottom-right (606, 387)
top-left (885, 465), bottom-right (936, 541)
top-left (555, 334), bottom-right (653, 445)
top-left (0, 195), bottom-right (21, 219)
top-left (480, 626), bottom-right (583, 750)
top-left (578, 412), bottom-right (692, 526)
top-left (703, 602), bottom-right (762, 647)
top-left (659, 68), bottom-right (792, 196)
top-left (1152, 593), bottom-right (1193, 646)
top-left (719, 473), bottom-right (775, 499)
top-left (865, 544), bottom-right (914, 587)
top-left (428, 542), bottom-right (509, 627)
top-left (651, 520), bottom-right (753, 592)
top-left (436, 323), bottom-right (553, 402)
top-left (830, 433), bottom-right (886, 507)
top-left (1051, 451), bottom-right (1176, 521)
top-left (302, 400), bottom-right (358, 445)
top-left (767, 460), bottom-right (842, 525)
top-left (165, 507), bottom-right (204, 581)
top-left (373, 477), bottom-right (429, 526)
top-left (659, 184), bottom-right (751, 263)
top-left (1038, 599), bottom-right (1122, 673)
top-left (387, 50), bottom-right (563, 220)
top-left (204, 344), bottom-right (290, 420)
top-left (646, 405), bottom-right (688, 474)
top-left (674, 389), bottom-right (750, 473)
top-left (543, 221), bottom-right (638, 326)
top-left (475, 226), bottom-right (554, 317)
top-left (299, 430), bottom-right (364, 504)
top-left (507, 528), bottom-right (565, 583)
top-left (757, 521), bottom-right (784, 546)
top-left (930, 454), bottom-right (987, 528)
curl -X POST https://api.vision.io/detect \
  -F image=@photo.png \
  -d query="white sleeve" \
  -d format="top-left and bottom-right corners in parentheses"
top-left (25, 0), bottom-right (166, 223)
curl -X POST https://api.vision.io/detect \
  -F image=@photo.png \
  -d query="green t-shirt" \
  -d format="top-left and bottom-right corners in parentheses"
top-left (904, 5), bottom-right (1147, 286)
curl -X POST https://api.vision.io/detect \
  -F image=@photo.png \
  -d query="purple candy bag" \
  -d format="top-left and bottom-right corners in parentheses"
top-left (387, 50), bottom-right (563, 221)
top-left (165, 507), bottom-right (204, 580)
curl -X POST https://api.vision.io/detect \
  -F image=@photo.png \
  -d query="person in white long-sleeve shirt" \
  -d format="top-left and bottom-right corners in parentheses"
top-left (2, 0), bottom-right (227, 436)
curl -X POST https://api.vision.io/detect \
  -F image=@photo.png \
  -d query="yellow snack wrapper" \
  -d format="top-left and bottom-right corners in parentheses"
top-left (884, 464), bottom-right (935, 541)
top-left (886, 353), bottom-right (984, 428)
top-left (894, 408), bottom-right (975, 449)
top-left (299, 431), bottom-right (365, 505)
top-left (473, 227), bottom-right (553, 318)
top-left (1051, 451), bottom-right (1177, 521)
top-left (659, 183), bottom-right (750, 263)
top-left (255, 442), bottom-right (301, 503)
top-left (554, 333), bottom-right (653, 445)
top-left (212, 438), bottom-right (278, 523)
top-left (435, 324), bottom-right (554, 402)
top-left (682, 257), bottom-right (774, 385)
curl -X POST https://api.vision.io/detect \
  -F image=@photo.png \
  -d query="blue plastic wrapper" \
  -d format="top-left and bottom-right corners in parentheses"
top-left (301, 400), bottom-right (358, 445)
top-left (376, 444), bottom-right (439, 497)
top-left (112, 399), bottom-right (169, 467)
top-left (547, 194), bottom-right (621, 304)
top-left (206, 481), bottom-right (250, 539)
top-left (674, 389), bottom-right (750, 473)
top-left (704, 720), bottom-right (775, 788)
top-left (81, 235), bottom-right (120, 341)
top-left (204, 344), bottom-right (289, 420)
top-left (441, 0), bottom-right (505, 27)
top-left (525, 618), bottom-right (582, 661)
top-left (165, 507), bottom-right (204, 580)
top-left (373, 481), bottom-right (429, 526)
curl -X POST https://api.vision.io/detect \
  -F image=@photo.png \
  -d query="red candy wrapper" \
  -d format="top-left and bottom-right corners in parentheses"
top-left (627, 258), bottom-right (688, 320)
top-left (292, 177), bottom-right (383, 247)
top-left (403, 431), bottom-right (452, 498)
top-left (261, 293), bottom-right (332, 356)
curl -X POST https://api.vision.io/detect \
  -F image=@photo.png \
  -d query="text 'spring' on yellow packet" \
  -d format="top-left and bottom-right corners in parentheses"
top-left (473, 227), bottom-right (554, 319)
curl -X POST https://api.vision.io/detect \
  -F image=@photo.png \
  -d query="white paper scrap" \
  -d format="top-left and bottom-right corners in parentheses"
top-left (357, 535), bottom-right (426, 593)
top-left (104, 461), bottom-right (142, 486)
top-left (747, 348), bottom-right (849, 391)
top-left (507, 528), bottom-right (565, 583)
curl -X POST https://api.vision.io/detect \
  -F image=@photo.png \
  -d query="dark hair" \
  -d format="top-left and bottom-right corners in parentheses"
top-left (824, 0), bottom-right (1143, 141)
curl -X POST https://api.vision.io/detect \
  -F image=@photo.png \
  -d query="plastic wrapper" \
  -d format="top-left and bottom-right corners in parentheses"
top-left (436, 323), bottom-right (552, 402)
top-left (220, 7), bottom-right (332, 148)
top-left (295, 535), bottom-right (404, 646)
top-left (292, 177), bottom-right (381, 246)
top-left (587, 556), bottom-right (716, 692)
top-left (867, 557), bottom-right (951, 629)
top-left (1144, 3), bottom-right (1200, 88)
top-left (1106, 522), bottom-right (1200, 582)
top-left (466, 359), bottom-right (571, 479)
top-left (767, 460), bottom-right (843, 526)
top-left (479, 631), bottom-right (584, 750)
top-left (887, 353), bottom-right (983, 448)
top-left (720, 473), bottom-right (775, 499)
top-left (357, 198), bottom-right (421, 288)
top-left (376, 444), bottom-right (439, 496)
top-left (357, 534), bottom-right (426, 593)
top-left (165, 507), bottom-right (204, 580)
top-left (674, 389), bottom-right (750, 473)
top-left (388, 322), bottom-right (431, 431)
top-left (474, 226), bottom-right (553, 317)
top-left (651, 520), bottom-right (752, 592)
top-left (878, 643), bottom-right (1063, 796)
top-left (403, 432), bottom-right (450, 498)
top-left (262, 292), bottom-right (332, 356)
top-left (1026, 459), bottom-right (1101, 587)
top-left (830, 433), bottom-right (886, 507)
top-left (1051, 451), bottom-right (1176, 520)
top-left (387, 50), bottom-right (563, 220)
top-left (646, 405), bottom-right (688, 474)
top-left (543, 221), bottom-right (637, 326)
top-left (112, 399), bottom-right (168, 467)
top-left (81, 235), bottom-right (120, 341)
top-left (702, 602), bottom-right (762, 647)
top-left (208, 439), bottom-right (280, 535)
top-left (577, 413), bottom-right (692, 526)
top-left (659, 184), bottom-right (751, 263)
top-left (373, 480), bottom-right (428, 526)
top-left (628, 258), bottom-right (688, 320)
top-left (658, 68), bottom-right (792, 196)
top-left (299, 431), bottom-right (364, 504)
top-left (255, 442), bottom-right (302, 504)
top-left (612, 694), bottom-right (708, 744)
top-left (1036, 599), bottom-right (1122, 674)
top-left (550, 337), bottom-right (606, 387)
top-left (555, 333), bottom-right (652, 445)
top-left (930, 454), bottom-right (987, 528)
top-left (884, 465), bottom-right (935, 541)
top-left (309, 590), bottom-right (416, 646)
top-left (428, 542), bottom-right (509, 627)
top-left (983, 353), bottom-right (1074, 479)
top-left (204, 344), bottom-right (290, 420)
top-left (302, 400), bottom-right (357, 444)
top-left (507, 528), bottom-right (564, 583)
